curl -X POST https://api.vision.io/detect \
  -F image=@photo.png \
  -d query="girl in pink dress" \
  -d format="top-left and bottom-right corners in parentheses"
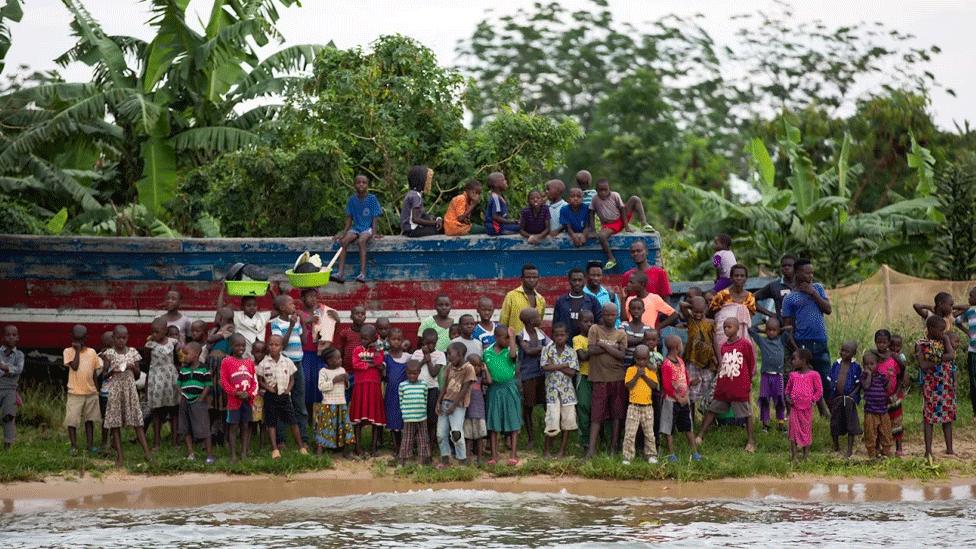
top-left (786, 348), bottom-right (823, 461)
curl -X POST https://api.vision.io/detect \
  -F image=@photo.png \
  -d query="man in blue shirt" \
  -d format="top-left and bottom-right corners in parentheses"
top-left (553, 268), bottom-right (602, 337)
top-left (782, 258), bottom-right (832, 415)
top-left (582, 261), bottom-right (619, 327)
top-left (334, 174), bottom-right (383, 283)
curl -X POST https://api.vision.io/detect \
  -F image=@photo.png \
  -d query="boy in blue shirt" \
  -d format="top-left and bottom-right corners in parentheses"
top-left (560, 187), bottom-right (591, 247)
top-left (335, 174), bottom-right (382, 283)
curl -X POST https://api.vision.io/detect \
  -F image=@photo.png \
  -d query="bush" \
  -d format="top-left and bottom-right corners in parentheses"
top-left (17, 384), bottom-right (65, 430)
top-left (0, 194), bottom-right (46, 234)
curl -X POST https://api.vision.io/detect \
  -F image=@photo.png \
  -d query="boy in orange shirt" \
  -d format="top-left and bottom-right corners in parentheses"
top-left (444, 180), bottom-right (483, 236)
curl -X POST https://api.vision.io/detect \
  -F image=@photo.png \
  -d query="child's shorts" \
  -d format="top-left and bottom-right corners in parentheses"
top-left (591, 380), bottom-right (628, 422)
top-left (178, 398), bottom-right (211, 440)
top-left (225, 402), bottom-right (253, 425)
top-left (263, 392), bottom-right (296, 426)
top-left (521, 376), bottom-right (545, 408)
top-left (708, 399), bottom-right (752, 418)
top-left (544, 402), bottom-right (578, 436)
top-left (829, 396), bottom-right (863, 437)
top-left (601, 212), bottom-right (633, 235)
top-left (462, 417), bottom-right (487, 439)
top-left (659, 398), bottom-right (693, 434)
top-left (64, 393), bottom-right (102, 428)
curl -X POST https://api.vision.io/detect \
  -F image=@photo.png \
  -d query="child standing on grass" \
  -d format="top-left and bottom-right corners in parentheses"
top-left (591, 179), bottom-right (652, 270)
top-left (519, 189), bottom-right (551, 245)
top-left (334, 174), bottom-right (383, 283)
top-left (748, 318), bottom-right (790, 432)
top-left (560, 187), bottom-right (591, 247)
top-left (315, 348), bottom-right (355, 457)
top-left (146, 317), bottom-right (180, 451)
top-left (681, 296), bottom-right (717, 425)
top-left (541, 323), bottom-right (579, 459)
top-left (411, 328), bottom-right (446, 448)
top-left (622, 345), bottom-right (659, 464)
top-left (258, 335), bottom-right (308, 459)
top-left (573, 310), bottom-right (595, 453)
top-left (697, 318), bottom-right (757, 453)
top-left (249, 341), bottom-right (268, 450)
top-left (660, 336), bottom-right (700, 462)
top-left (350, 325), bottom-right (385, 456)
top-left (384, 328), bottom-right (409, 452)
top-left (399, 361), bottom-right (431, 465)
top-left (270, 295), bottom-right (308, 445)
top-left (827, 341), bottom-right (862, 458)
top-left (621, 301), bottom-right (652, 366)
top-left (486, 326), bottom-right (522, 466)
top-left (436, 343), bottom-right (477, 468)
top-left (954, 286), bottom-right (976, 421)
top-left (916, 315), bottom-right (956, 462)
top-left (873, 329), bottom-right (903, 456)
top-left (861, 350), bottom-right (894, 459)
top-left (63, 325), bottom-right (102, 455)
top-left (888, 333), bottom-right (909, 449)
top-left (473, 297), bottom-right (498, 349)
top-left (517, 307), bottom-right (550, 447)
top-left (586, 302), bottom-right (628, 459)
top-left (464, 354), bottom-right (491, 465)
top-left (452, 314), bottom-right (484, 361)
top-left (418, 295), bottom-right (454, 352)
top-left (177, 342), bottom-right (214, 464)
top-left (444, 180), bottom-right (483, 236)
top-left (711, 234), bottom-right (737, 292)
top-left (785, 348), bottom-right (822, 461)
top-left (485, 171), bottom-right (520, 236)
top-left (101, 325), bottom-right (151, 466)
top-left (220, 334), bottom-right (257, 462)
top-left (161, 290), bottom-right (192, 343)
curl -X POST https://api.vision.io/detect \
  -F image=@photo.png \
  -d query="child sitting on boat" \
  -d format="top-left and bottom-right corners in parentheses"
top-left (333, 174), bottom-right (383, 283)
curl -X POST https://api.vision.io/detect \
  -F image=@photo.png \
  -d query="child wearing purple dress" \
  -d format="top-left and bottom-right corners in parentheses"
top-left (785, 348), bottom-right (822, 461)
top-left (519, 189), bottom-right (551, 245)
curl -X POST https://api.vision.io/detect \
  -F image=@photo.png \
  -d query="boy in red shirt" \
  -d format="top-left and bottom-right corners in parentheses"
top-left (659, 335), bottom-right (701, 462)
top-left (695, 318), bottom-right (757, 453)
top-left (220, 334), bottom-right (258, 462)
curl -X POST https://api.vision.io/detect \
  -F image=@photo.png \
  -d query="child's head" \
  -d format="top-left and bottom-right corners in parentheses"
top-left (862, 350), bottom-right (879, 372)
top-left (111, 324), bottom-right (128, 349)
top-left (493, 325), bottom-right (510, 348)
top-left (520, 264), bottom-right (540, 291)
top-left (300, 288), bottom-right (319, 310)
top-left (633, 344), bottom-right (650, 367)
top-left (267, 334), bottom-right (283, 358)
top-left (626, 272), bottom-right (648, 297)
top-left (627, 296), bottom-right (645, 321)
top-left (601, 303), bottom-right (618, 328)
top-left (350, 305), bottom-right (367, 327)
top-left (388, 328), bottom-right (404, 351)
top-left (449, 323), bottom-right (461, 340)
top-left (527, 189), bottom-right (544, 208)
top-left (873, 329), bottom-right (891, 354)
top-left (183, 342), bottom-right (202, 364)
top-left (100, 330), bottom-right (113, 349)
top-left (446, 342), bottom-right (466, 365)
top-left (435, 295), bottom-right (452, 318)
top-left (477, 296), bottom-right (494, 322)
top-left (229, 333), bottom-right (246, 358)
top-left (686, 286), bottom-right (703, 299)
top-left (421, 328), bottom-right (438, 351)
top-left (216, 307), bottom-right (234, 327)
top-left (252, 340), bottom-right (268, 364)
top-left (568, 187), bottom-right (583, 208)
top-left (713, 233), bottom-right (732, 252)
top-left (703, 290), bottom-right (715, 303)
top-left (519, 307), bottom-right (541, 329)
top-left (354, 174), bottom-right (369, 195)
top-left (722, 317), bottom-right (739, 339)
top-left (934, 291), bottom-right (954, 315)
top-left (467, 354), bottom-right (483, 370)
top-left (595, 178), bottom-right (611, 199)
top-left (321, 347), bottom-right (341, 369)
top-left (71, 324), bottom-right (87, 345)
top-left (730, 264), bottom-right (748, 289)
top-left (150, 317), bottom-right (168, 342)
top-left (487, 171), bottom-right (507, 192)
top-left (839, 340), bottom-right (858, 362)
top-left (552, 322), bottom-right (569, 346)
top-left (575, 169), bottom-right (592, 190)
top-left (791, 348), bottom-right (812, 371)
top-left (765, 316), bottom-right (781, 338)
top-left (459, 314), bottom-right (476, 338)
top-left (464, 179), bottom-right (483, 202)
top-left (359, 324), bottom-right (377, 345)
top-left (690, 296), bottom-right (707, 321)
top-left (889, 334), bottom-right (903, 354)
top-left (375, 317), bottom-right (391, 340)
top-left (665, 334), bottom-right (682, 354)
top-left (544, 179), bottom-right (565, 203)
top-left (167, 326), bottom-right (181, 341)
top-left (780, 254), bottom-right (796, 280)
top-left (406, 360), bottom-right (422, 382)
top-left (643, 329), bottom-right (659, 351)
top-left (577, 309), bottom-right (595, 336)
top-left (241, 296), bottom-right (258, 316)
top-left (969, 286), bottom-right (976, 307)
top-left (163, 290), bottom-right (182, 313)
top-left (190, 320), bottom-right (207, 342)
top-left (273, 294), bottom-right (296, 316)
top-left (925, 314), bottom-right (946, 339)
top-left (408, 165), bottom-right (429, 193)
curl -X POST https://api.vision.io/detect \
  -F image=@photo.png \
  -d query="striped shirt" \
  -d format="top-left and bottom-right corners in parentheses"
top-left (956, 306), bottom-right (976, 353)
top-left (399, 380), bottom-right (428, 422)
top-left (177, 362), bottom-right (212, 402)
top-left (270, 317), bottom-right (304, 363)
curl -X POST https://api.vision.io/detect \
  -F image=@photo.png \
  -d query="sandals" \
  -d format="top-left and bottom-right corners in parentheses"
top-left (641, 224), bottom-right (655, 232)
top-left (487, 459), bottom-right (497, 466)
top-left (271, 449), bottom-right (282, 460)
top-left (355, 273), bottom-right (366, 283)
top-left (604, 260), bottom-right (617, 271)
top-left (506, 458), bottom-right (520, 466)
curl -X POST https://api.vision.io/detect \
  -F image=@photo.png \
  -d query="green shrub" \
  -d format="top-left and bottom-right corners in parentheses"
top-left (17, 384), bottom-right (65, 430)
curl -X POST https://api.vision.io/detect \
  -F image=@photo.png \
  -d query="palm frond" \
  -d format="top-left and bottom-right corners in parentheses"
top-left (60, 0), bottom-right (134, 87)
top-left (170, 126), bottom-right (261, 152)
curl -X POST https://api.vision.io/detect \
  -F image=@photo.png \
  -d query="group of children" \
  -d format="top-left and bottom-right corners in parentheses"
top-left (332, 168), bottom-right (654, 282)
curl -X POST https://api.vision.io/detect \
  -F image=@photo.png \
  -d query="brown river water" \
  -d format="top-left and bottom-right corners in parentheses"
top-left (2, 475), bottom-right (975, 547)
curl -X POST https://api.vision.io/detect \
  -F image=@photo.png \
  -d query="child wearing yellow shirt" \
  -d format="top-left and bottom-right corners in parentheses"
top-left (622, 344), bottom-right (659, 464)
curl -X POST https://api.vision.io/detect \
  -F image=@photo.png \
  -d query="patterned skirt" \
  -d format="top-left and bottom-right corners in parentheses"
top-left (147, 363), bottom-right (180, 410)
top-left (104, 373), bottom-right (144, 429)
top-left (923, 362), bottom-right (957, 424)
top-left (314, 403), bottom-right (356, 449)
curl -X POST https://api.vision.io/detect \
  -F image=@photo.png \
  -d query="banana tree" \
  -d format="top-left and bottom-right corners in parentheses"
top-left (0, 0), bottom-right (322, 234)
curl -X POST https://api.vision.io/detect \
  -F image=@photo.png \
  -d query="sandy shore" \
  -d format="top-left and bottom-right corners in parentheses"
top-left (2, 462), bottom-right (975, 511)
